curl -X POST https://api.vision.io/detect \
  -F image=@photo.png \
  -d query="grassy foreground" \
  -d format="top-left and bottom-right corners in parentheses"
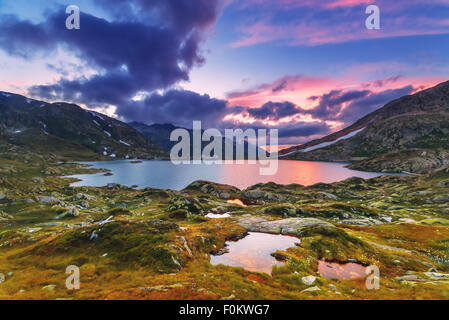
top-left (0, 145), bottom-right (448, 300)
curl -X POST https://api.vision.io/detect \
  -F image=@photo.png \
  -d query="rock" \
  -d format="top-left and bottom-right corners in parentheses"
top-left (74, 193), bottom-right (97, 201)
top-left (55, 205), bottom-right (79, 219)
top-left (244, 189), bottom-right (267, 199)
top-left (171, 256), bottom-right (182, 270)
top-left (395, 275), bottom-right (419, 281)
top-left (31, 177), bottom-right (44, 183)
top-left (237, 217), bottom-right (335, 237)
top-left (339, 218), bottom-right (382, 226)
top-left (432, 195), bottom-right (449, 203)
top-left (177, 236), bottom-right (193, 257)
top-left (301, 286), bottom-right (321, 293)
top-left (301, 275), bottom-right (316, 286)
top-left (139, 283), bottom-right (184, 292)
top-left (243, 189), bottom-right (284, 201)
top-left (398, 218), bottom-right (416, 224)
top-left (185, 181), bottom-right (240, 199)
top-left (107, 183), bottom-right (119, 189)
top-left (0, 194), bottom-right (8, 203)
top-left (36, 196), bottom-right (59, 204)
top-left (317, 192), bottom-right (338, 200)
top-left (0, 211), bottom-right (13, 221)
top-left (89, 230), bottom-right (98, 241)
top-left (0, 273), bottom-right (4, 283)
top-left (424, 272), bottom-right (449, 280)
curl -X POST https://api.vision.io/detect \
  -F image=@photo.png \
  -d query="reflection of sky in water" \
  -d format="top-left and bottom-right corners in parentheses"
top-left (318, 260), bottom-right (368, 280)
top-left (210, 232), bottom-right (299, 274)
top-left (68, 160), bottom-right (400, 191)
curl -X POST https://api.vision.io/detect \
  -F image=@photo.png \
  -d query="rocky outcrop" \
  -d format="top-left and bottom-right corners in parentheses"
top-left (236, 216), bottom-right (335, 236)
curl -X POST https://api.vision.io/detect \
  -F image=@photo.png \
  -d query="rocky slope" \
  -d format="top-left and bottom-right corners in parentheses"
top-left (0, 92), bottom-right (167, 160)
top-left (279, 81), bottom-right (449, 173)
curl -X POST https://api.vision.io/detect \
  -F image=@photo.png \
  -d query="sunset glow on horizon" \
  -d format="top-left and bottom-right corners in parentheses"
top-left (1, 0), bottom-right (449, 145)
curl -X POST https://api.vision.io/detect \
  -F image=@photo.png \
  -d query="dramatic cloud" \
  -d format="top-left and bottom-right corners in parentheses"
top-left (305, 85), bottom-right (417, 123)
top-left (0, 0), bottom-right (222, 106)
top-left (307, 89), bottom-right (371, 119)
top-left (245, 101), bottom-right (299, 121)
top-left (337, 85), bottom-right (416, 122)
top-left (116, 90), bottom-right (229, 128)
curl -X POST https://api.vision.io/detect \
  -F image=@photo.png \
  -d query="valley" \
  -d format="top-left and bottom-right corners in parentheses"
top-left (0, 145), bottom-right (448, 300)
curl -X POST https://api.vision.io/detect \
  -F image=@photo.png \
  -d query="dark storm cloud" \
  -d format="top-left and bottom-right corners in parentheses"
top-left (0, 0), bottom-right (222, 106)
top-left (246, 101), bottom-right (299, 121)
top-left (0, 15), bottom-right (56, 58)
top-left (305, 85), bottom-right (415, 122)
top-left (307, 89), bottom-right (371, 119)
top-left (338, 85), bottom-right (415, 122)
top-left (115, 89), bottom-right (329, 141)
top-left (116, 90), bottom-right (229, 128)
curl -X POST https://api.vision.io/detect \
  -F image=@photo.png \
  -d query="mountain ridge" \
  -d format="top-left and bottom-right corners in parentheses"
top-left (279, 80), bottom-right (449, 173)
top-left (0, 91), bottom-right (167, 160)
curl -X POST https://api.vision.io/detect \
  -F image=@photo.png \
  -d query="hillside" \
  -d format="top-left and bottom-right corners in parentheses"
top-left (279, 80), bottom-right (449, 173)
top-left (0, 92), bottom-right (167, 160)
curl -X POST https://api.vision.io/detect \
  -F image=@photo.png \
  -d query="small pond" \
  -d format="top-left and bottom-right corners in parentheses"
top-left (318, 260), bottom-right (368, 280)
top-left (210, 232), bottom-right (299, 274)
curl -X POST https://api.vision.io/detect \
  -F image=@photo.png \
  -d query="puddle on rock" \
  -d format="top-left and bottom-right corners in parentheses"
top-left (205, 213), bottom-right (232, 218)
top-left (226, 199), bottom-right (247, 207)
top-left (318, 260), bottom-right (368, 280)
top-left (210, 232), bottom-right (298, 274)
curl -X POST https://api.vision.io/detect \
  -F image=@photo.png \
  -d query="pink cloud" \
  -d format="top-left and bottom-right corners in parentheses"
top-left (230, 1), bottom-right (449, 47)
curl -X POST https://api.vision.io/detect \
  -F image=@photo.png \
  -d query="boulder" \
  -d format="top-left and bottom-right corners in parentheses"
top-left (36, 196), bottom-right (59, 204)
top-left (237, 217), bottom-right (335, 237)
top-left (301, 275), bottom-right (316, 286)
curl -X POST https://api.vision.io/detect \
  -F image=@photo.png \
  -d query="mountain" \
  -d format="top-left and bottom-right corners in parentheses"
top-left (129, 122), bottom-right (180, 153)
top-left (279, 80), bottom-right (449, 173)
top-left (129, 121), bottom-right (267, 160)
top-left (0, 92), bottom-right (167, 160)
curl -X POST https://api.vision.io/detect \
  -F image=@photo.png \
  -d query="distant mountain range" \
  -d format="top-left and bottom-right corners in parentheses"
top-left (279, 80), bottom-right (449, 173)
top-left (129, 121), bottom-right (266, 160)
top-left (0, 92), bottom-right (166, 160)
top-left (2, 79), bottom-right (449, 172)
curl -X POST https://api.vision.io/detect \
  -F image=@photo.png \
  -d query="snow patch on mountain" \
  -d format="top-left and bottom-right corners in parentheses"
top-left (280, 127), bottom-right (365, 157)
top-left (120, 140), bottom-right (131, 146)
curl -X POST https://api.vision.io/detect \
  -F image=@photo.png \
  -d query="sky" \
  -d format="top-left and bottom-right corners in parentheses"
top-left (0, 0), bottom-right (449, 146)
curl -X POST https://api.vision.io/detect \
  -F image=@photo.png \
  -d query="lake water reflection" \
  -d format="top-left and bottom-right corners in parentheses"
top-left (68, 160), bottom-right (397, 190)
